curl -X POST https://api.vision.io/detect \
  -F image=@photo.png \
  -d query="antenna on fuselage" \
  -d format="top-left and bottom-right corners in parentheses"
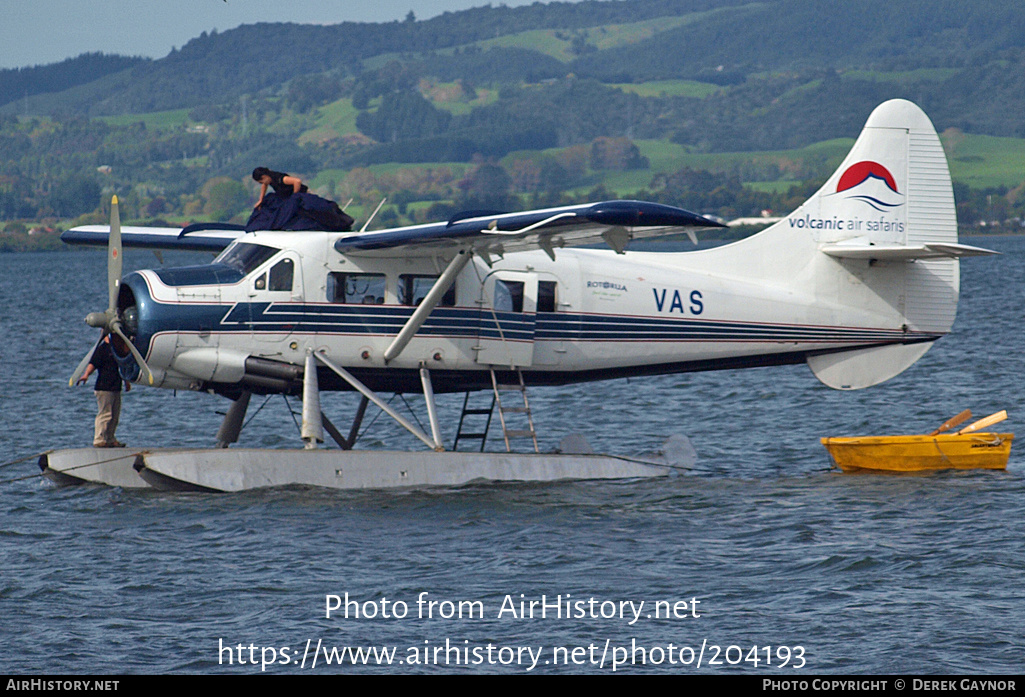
top-left (360, 198), bottom-right (387, 232)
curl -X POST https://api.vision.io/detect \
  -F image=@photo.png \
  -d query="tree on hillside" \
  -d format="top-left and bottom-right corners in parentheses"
top-left (456, 162), bottom-right (514, 211)
top-left (202, 177), bottom-right (248, 221)
top-left (590, 137), bottom-right (649, 171)
top-left (286, 74), bottom-right (347, 113)
top-left (356, 91), bottom-right (452, 142)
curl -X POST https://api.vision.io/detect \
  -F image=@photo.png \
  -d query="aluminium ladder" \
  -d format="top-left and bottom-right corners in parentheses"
top-left (452, 390), bottom-right (496, 452)
top-left (452, 368), bottom-right (539, 453)
top-left (490, 368), bottom-right (539, 453)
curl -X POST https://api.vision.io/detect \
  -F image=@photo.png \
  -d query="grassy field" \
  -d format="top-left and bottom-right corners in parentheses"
top-left (478, 29), bottom-right (580, 62)
top-left (475, 15), bottom-right (693, 62)
top-left (941, 130), bottom-right (1025, 189)
top-left (97, 108), bottom-right (192, 129)
top-left (842, 68), bottom-right (961, 83)
top-left (410, 6), bottom-right (750, 63)
top-left (632, 137), bottom-right (852, 180)
top-left (298, 98), bottom-right (361, 145)
top-left (611, 80), bottom-right (722, 99)
top-left (308, 162), bottom-right (471, 192)
top-left (422, 82), bottom-right (500, 115)
top-left (620, 133), bottom-right (1025, 193)
top-left (744, 180), bottom-right (804, 194)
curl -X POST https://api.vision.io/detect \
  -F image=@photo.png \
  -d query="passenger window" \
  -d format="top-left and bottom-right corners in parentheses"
top-left (269, 258), bottom-right (294, 292)
top-left (399, 274), bottom-right (456, 307)
top-left (494, 280), bottom-right (524, 313)
top-left (254, 274), bottom-right (266, 290)
top-left (538, 281), bottom-right (557, 312)
top-left (327, 272), bottom-right (387, 304)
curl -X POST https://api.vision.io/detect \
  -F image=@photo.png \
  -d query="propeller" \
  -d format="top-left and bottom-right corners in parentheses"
top-left (69, 336), bottom-right (103, 386)
top-left (70, 195), bottom-right (154, 386)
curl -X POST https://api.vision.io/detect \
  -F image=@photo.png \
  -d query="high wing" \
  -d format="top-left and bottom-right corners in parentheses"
top-left (60, 222), bottom-right (246, 252)
top-left (61, 201), bottom-right (723, 259)
top-left (333, 200), bottom-right (724, 259)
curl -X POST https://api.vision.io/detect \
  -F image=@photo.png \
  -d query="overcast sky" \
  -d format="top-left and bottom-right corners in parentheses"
top-left (0, 0), bottom-right (554, 70)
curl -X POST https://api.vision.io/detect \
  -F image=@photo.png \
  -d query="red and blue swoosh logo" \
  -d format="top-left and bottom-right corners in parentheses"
top-left (836, 161), bottom-right (903, 212)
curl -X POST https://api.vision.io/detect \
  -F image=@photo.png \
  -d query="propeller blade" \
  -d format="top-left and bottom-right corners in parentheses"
top-left (107, 195), bottom-right (122, 315)
top-left (69, 336), bottom-right (102, 386)
top-left (71, 196), bottom-right (149, 389)
top-left (111, 323), bottom-right (155, 386)
top-left (958, 410), bottom-right (1008, 435)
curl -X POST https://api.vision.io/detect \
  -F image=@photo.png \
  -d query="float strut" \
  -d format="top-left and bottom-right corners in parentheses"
top-left (314, 351), bottom-right (441, 451)
top-left (420, 364), bottom-right (444, 450)
top-left (320, 412), bottom-right (348, 450)
top-left (345, 396), bottom-right (370, 450)
top-left (215, 391), bottom-right (251, 449)
top-left (318, 398), bottom-right (367, 450)
top-left (301, 351), bottom-right (324, 449)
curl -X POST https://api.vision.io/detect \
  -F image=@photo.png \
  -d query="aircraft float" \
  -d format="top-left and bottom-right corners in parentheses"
top-left (41, 99), bottom-right (996, 491)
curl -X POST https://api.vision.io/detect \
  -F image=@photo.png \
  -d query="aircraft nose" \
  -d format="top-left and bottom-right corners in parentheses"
top-left (119, 271), bottom-right (159, 361)
top-left (122, 305), bottom-right (140, 337)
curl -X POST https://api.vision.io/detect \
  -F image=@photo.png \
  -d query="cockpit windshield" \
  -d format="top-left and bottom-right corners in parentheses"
top-left (215, 242), bottom-right (279, 276)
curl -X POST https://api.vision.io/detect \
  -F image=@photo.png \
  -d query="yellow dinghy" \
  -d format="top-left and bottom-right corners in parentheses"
top-left (822, 410), bottom-right (1013, 473)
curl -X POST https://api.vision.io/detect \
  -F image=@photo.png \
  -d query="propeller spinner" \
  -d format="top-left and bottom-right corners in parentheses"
top-left (70, 196), bottom-right (154, 386)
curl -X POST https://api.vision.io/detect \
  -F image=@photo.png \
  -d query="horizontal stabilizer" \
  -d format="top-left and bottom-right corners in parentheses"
top-left (821, 242), bottom-right (998, 260)
top-left (333, 200), bottom-right (722, 257)
top-left (61, 225), bottom-right (244, 252)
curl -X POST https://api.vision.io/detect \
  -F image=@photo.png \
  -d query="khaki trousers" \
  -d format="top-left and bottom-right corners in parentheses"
top-left (93, 391), bottom-right (122, 446)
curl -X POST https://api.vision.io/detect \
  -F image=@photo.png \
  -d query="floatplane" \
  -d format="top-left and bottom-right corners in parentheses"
top-left (41, 99), bottom-right (996, 491)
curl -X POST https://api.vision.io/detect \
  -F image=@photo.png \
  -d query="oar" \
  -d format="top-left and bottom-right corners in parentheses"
top-left (929, 409), bottom-right (972, 435)
top-left (957, 410), bottom-right (1008, 435)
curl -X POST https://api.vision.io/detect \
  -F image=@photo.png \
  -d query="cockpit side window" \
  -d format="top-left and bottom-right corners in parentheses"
top-left (327, 272), bottom-right (387, 304)
top-left (268, 258), bottom-right (294, 292)
top-left (399, 274), bottom-right (456, 307)
top-left (217, 242), bottom-right (279, 276)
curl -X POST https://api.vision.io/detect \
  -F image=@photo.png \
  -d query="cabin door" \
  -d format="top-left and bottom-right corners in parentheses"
top-left (475, 270), bottom-right (537, 368)
top-left (247, 252), bottom-right (304, 344)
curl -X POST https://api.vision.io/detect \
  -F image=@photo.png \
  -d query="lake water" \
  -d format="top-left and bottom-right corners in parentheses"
top-left (1, 238), bottom-right (1023, 674)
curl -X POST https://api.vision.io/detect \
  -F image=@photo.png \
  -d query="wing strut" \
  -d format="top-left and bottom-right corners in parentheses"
top-left (383, 249), bottom-right (472, 363)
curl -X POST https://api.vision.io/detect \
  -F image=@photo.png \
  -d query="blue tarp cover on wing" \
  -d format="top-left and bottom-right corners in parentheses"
top-left (245, 192), bottom-right (354, 232)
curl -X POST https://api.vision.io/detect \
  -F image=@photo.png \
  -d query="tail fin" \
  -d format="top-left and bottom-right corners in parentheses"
top-left (806, 100), bottom-right (958, 388)
top-left (726, 100), bottom-right (994, 389)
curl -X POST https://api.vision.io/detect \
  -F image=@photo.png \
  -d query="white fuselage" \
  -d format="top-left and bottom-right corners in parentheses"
top-left (126, 227), bottom-right (927, 393)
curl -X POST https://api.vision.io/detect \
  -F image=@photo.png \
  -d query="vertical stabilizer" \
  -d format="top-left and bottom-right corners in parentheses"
top-left (795, 101), bottom-right (953, 243)
top-left (796, 99), bottom-right (958, 333)
top-left (779, 100), bottom-right (964, 388)
top-left (801, 100), bottom-right (961, 388)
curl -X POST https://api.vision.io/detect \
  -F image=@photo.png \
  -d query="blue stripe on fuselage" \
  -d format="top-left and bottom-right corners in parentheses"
top-left (138, 298), bottom-right (931, 345)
